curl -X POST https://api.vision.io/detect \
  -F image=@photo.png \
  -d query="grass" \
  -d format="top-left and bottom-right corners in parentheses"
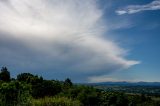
top-left (31, 97), bottom-right (82, 106)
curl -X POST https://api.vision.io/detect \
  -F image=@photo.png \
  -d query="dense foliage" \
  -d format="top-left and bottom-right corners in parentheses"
top-left (0, 81), bottom-right (31, 106)
top-left (0, 67), bottom-right (160, 106)
top-left (0, 67), bottom-right (10, 82)
top-left (31, 97), bottom-right (82, 106)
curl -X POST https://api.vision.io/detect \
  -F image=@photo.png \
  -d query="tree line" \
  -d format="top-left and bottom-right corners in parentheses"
top-left (0, 67), bottom-right (160, 106)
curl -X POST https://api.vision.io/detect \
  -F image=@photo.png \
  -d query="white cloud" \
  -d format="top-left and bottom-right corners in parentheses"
top-left (116, 0), bottom-right (160, 15)
top-left (0, 0), bottom-right (139, 81)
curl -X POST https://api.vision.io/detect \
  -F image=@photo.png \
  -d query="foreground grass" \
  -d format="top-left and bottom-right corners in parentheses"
top-left (31, 97), bottom-right (82, 106)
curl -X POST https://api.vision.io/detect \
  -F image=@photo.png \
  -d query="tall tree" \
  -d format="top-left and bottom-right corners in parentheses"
top-left (64, 78), bottom-right (73, 87)
top-left (0, 67), bottom-right (10, 82)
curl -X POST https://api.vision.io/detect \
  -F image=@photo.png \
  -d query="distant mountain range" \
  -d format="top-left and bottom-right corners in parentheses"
top-left (86, 81), bottom-right (160, 86)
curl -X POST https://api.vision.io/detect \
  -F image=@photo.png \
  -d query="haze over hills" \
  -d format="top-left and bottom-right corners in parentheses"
top-left (86, 81), bottom-right (160, 86)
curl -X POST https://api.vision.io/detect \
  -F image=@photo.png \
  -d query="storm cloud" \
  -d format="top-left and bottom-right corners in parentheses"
top-left (0, 0), bottom-right (139, 82)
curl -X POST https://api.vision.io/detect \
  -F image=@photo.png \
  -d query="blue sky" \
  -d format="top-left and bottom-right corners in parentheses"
top-left (0, 0), bottom-right (159, 82)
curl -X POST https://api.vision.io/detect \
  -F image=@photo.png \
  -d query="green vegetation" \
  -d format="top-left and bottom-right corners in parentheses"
top-left (31, 97), bottom-right (82, 106)
top-left (0, 67), bottom-right (160, 106)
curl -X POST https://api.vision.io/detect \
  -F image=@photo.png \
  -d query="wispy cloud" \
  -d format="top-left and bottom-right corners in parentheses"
top-left (0, 0), bottom-right (139, 81)
top-left (116, 0), bottom-right (160, 15)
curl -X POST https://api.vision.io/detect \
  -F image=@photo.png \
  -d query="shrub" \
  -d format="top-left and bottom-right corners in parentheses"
top-left (31, 97), bottom-right (82, 106)
top-left (0, 81), bottom-right (32, 106)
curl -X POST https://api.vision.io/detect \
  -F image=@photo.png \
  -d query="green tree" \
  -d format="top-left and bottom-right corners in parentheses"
top-left (17, 73), bottom-right (43, 84)
top-left (0, 67), bottom-right (10, 82)
top-left (64, 78), bottom-right (73, 90)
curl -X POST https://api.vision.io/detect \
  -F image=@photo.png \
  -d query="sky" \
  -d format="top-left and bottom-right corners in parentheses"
top-left (0, 0), bottom-right (160, 83)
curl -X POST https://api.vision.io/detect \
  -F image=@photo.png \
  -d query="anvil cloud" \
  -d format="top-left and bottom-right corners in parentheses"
top-left (0, 0), bottom-right (139, 82)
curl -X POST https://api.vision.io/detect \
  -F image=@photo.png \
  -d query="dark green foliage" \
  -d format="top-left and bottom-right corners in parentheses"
top-left (61, 85), bottom-right (100, 106)
top-left (17, 73), bottom-right (34, 82)
top-left (0, 81), bottom-right (31, 106)
top-left (0, 67), bottom-right (10, 82)
top-left (17, 73), bottom-right (62, 98)
top-left (127, 94), bottom-right (152, 106)
top-left (99, 92), bottom-right (129, 106)
top-left (17, 73), bottom-right (43, 84)
top-left (76, 86), bottom-right (99, 106)
top-left (63, 78), bottom-right (73, 90)
top-left (31, 97), bottom-right (82, 106)
top-left (32, 80), bottom-right (62, 98)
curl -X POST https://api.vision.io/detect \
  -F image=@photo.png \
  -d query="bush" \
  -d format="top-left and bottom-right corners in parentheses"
top-left (32, 80), bottom-right (62, 98)
top-left (31, 97), bottom-right (82, 106)
top-left (0, 81), bottom-right (32, 106)
top-left (99, 92), bottom-right (129, 106)
top-left (60, 85), bottom-right (100, 106)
